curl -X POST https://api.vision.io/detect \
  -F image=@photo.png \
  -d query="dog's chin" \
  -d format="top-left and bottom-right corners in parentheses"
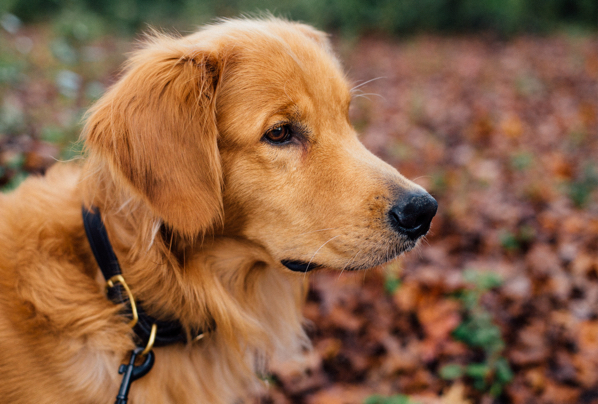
top-left (281, 238), bottom-right (419, 273)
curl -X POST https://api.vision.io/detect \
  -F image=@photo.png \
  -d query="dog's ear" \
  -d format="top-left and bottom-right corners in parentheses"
top-left (84, 35), bottom-right (223, 237)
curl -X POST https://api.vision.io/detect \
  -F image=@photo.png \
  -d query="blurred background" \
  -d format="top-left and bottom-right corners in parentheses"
top-left (0, 1), bottom-right (596, 403)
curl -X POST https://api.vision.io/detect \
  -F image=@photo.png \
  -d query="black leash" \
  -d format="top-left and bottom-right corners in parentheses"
top-left (82, 205), bottom-right (205, 403)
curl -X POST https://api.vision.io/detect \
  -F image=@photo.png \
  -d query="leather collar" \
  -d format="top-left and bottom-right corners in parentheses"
top-left (82, 205), bottom-right (204, 348)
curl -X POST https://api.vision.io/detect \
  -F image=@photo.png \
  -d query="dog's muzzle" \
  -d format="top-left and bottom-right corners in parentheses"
top-left (281, 191), bottom-right (437, 273)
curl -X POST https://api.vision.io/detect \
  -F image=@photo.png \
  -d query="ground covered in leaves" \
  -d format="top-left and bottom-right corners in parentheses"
top-left (1, 18), bottom-right (597, 404)
top-left (265, 34), bottom-right (598, 404)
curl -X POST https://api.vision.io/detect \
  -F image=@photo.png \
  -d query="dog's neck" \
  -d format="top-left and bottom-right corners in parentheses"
top-left (80, 158), bottom-right (309, 363)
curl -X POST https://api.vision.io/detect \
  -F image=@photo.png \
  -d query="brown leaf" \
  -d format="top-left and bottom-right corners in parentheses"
top-left (573, 353), bottom-right (598, 388)
top-left (500, 114), bottom-right (523, 139)
top-left (541, 382), bottom-right (580, 404)
top-left (380, 337), bottom-right (421, 375)
top-left (418, 299), bottom-right (461, 360)
top-left (578, 321), bottom-right (598, 354)
top-left (549, 153), bottom-right (574, 180)
top-left (270, 351), bottom-right (326, 396)
top-left (441, 383), bottom-right (472, 404)
top-left (525, 243), bottom-right (560, 275)
top-left (571, 253), bottom-right (598, 277)
top-left (510, 321), bottom-right (548, 366)
top-left (393, 280), bottom-right (420, 312)
top-left (306, 385), bottom-right (370, 404)
top-left (524, 368), bottom-right (546, 393)
top-left (327, 305), bottom-right (363, 332)
top-left (315, 338), bottom-right (343, 360)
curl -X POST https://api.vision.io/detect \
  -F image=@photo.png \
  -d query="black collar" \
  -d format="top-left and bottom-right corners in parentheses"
top-left (82, 205), bottom-right (203, 348)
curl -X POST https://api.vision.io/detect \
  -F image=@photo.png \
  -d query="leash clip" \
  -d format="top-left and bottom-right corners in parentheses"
top-left (115, 347), bottom-right (155, 404)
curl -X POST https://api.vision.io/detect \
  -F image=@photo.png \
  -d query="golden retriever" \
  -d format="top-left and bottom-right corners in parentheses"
top-left (0, 17), bottom-right (437, 404)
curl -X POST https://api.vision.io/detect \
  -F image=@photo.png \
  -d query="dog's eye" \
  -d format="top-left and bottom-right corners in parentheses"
top-left (264, 125), bottom-right (292, 145)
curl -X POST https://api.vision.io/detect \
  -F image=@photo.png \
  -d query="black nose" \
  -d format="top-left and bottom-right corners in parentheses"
top-left (388, 192), bottom-right (438, 240)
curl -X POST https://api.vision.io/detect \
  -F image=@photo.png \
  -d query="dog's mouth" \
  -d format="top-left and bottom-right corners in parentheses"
top-left (281, 238), bottom-right (420, 273)
top-left (281, 260), bottom-right (322, 272)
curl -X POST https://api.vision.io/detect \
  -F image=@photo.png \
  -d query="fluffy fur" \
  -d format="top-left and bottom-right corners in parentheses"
top-left (0, 18), bottom-right (428, 403)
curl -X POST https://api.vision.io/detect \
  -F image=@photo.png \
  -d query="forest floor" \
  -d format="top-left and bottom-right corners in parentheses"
top-left (1, 19), bottom-right (597, 404)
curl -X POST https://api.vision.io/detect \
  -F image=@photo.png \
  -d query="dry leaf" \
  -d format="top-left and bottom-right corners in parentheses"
top-left (441, 383), bottom-right (472, 404)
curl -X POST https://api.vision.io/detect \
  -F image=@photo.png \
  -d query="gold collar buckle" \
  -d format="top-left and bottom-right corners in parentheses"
top-left (106, 274), bottom-right (139, 329)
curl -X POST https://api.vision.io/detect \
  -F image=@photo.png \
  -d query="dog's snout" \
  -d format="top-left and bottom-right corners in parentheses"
top-left (388, 192), bottom-right (438, 240)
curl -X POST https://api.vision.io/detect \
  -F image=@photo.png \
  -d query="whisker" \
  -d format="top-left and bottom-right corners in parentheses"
top-left (337, 249), bottom-right (362, 281)
top-left (304, 235), bottom-right (341, 281)
top-left (352, 94), bottom-right (371, 101)
top-left (51, 155), bottom-right (84, 164)
top-left (350, 76), bottom-right (386, 93)
top-left (421, 236), bottom-right (431, 247)
top-left (352, 92), bottom-right (385, 100)
top-left (295, 227), bottom-right (340, 237)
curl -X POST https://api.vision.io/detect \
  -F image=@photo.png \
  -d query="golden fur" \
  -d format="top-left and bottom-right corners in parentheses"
top-left (0, 18), bottom-right (428, 403)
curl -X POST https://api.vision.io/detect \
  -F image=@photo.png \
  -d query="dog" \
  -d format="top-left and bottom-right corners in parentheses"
top-left (0, 17), bottom-right (437, 404)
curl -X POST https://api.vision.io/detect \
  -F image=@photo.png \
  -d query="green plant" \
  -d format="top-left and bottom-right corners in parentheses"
top-left (499, 224), bottom-right (536, 252)
top-left (384, 275), bottom-right (401, 295)
top-left (499, 230), bottom-right (519, 252)
top-left (3, 0), bottom-right (598, 37)
top-left (2, 170), bottom-right (27, 192)
top-left (568, 163), bottom-right (598, 208)
top-left (383, 262), bottom-right (402, 295)
top-left (439, 270), bottom-right (513, 397)
top-left (509, 151), bottom-right (534, 171)
top-left (364, 394), bottom-right (418, 404)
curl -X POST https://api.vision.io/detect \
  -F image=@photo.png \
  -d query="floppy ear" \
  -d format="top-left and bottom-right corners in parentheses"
top-left (83, 34), bottom-right (223, 237)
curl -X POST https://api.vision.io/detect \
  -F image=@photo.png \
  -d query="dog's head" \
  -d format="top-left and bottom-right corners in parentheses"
top-left (84, 18), bottom-right (437, 273)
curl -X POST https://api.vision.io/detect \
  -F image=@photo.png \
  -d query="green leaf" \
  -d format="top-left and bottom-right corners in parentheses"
top-left (4, 152), bottom-right (24, 170)
top-left (463, 269), bottom-right (503, 290)
top-left (384, 276), bottom-right (401, 295)
top-left (499, 231), bottom-right (519, 251)
top-left (489, 381), bottom-right (504, 397)
top-left (61, 140), bottom-right (84, 161)
top-left (364, 395), bottom-right (385, 404)
top-left (494, 357), bottom-right (514, 383)
top-left (439, 363), bottom-right (464, 380)
top-left (455, 289), bottom-right (479, 310)
top-left (2, 171), bottom-right (27, 192)
top-left (465, 362), bottom-right (490, 379)
top-left (41, 126), bottom-right (65, 143)
top-left (389, 395), bottom-right (413, 404)
top-left (510, 151), bottom-right (533, 171)
top-left (364, 395), bottom-right (415, 404)
top-left (473, 377), bottom-right (487, 391)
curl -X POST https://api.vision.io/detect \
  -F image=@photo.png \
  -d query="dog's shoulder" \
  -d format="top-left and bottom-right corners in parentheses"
top-left (0, 162), bottom-right (82, 226)
top-left (0, 162), bottom-right (89, 280)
